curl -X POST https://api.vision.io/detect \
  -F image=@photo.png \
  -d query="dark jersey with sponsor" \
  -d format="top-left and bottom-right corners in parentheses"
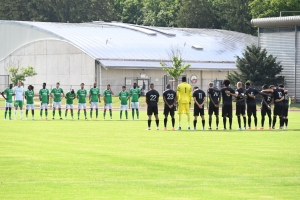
top-left (246, 88), bottom-right (259, 106)
top-left (221, 87), bottom-right (235, 106)
top-left (262, 92), bottom-right (273, 106)
top-left (146, 89), bottom-right (159, 107)
top-left (193, 89), bottom-right (206, 105)
top-left (207, 89), bottom-right (220, 105)
top-left (283, 92), bottom-right (289, 106)
top-left (273, 88), bottom-right (284, 105)
top-left (163, 89), bottom-right (176, 107)
top-left (235, 88), bottom-right (246, 106)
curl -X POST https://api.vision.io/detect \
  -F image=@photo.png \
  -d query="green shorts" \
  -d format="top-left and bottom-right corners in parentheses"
top-left (14, 100), bottom-right (23, 108)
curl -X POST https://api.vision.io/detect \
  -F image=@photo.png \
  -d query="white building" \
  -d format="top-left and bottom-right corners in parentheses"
top-left (0, 21), bottom-right (256, 93)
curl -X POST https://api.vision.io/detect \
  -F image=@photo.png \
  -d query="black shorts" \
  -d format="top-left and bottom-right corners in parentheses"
top-left (164, 106), bottom-right (175, 116)
top-left (222, 105), bottom-right (232, 118)
top-left (261, 106), bottom-right (271, 116)
top-left (247, 105), bottom-right (257, 116)
top-left (236, 105), bottom-right (245, 116)
top-left (282, 105), bottom-right (289, 117)
top-left (194, 106), bottom-right (205, 116)
top-left (273, 104), bottom-right (283, 116)
top-left (208, 104), bottom-right (219, 115)
top-left (147, 106), bottom-right (158, 115)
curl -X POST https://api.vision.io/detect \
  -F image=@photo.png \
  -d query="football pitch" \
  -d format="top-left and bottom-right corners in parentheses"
top-left (0, 110), bottom-right (299, 199)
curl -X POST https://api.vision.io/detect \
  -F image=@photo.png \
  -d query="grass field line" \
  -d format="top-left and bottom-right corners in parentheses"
top-left (2, 177), bottom-right (300, 184)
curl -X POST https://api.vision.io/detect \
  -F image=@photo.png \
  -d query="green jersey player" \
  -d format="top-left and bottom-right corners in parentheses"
top-left (50, 82), bottom-right (64, 120)
top-left (103, 84), bottom-right (114, 119)
top-left (65, 89), bottom-right (76, 120)
top-left (76, 83), bottom-right (88, 120)
top-left (119, 86), bottom-right (129, 120)
top-left (39, 82), bottom-right (49, 120)
top-left (129, 83), bottom-right (141, 120)
top-left (89, 82), bottom-right (101, 119)
top-left (25, 85), bottom-right (35, 120)
top-left (1, 84), bottom-right (14, 120)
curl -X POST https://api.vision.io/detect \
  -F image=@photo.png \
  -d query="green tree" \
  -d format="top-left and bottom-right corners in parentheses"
top-left (228, 45), bottom-right (284, 87)
top-left (7, 66), bottom-right (37, 86)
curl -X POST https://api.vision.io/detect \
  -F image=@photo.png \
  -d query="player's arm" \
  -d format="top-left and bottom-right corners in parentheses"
top-left (275, 96), bottom-right (284, 102)
top-left (110, 89), bottom-right (114, 95)
top-left (262, 89), bottom-right (273, 93)
top-left (1, 91), bottom-right (6, 100)
top-left (208, 92), bottom-right (216, 106)
top-left (225, 90), bottom-right (238, 97)
top-left (262, 96), bottom-right (269, 107)
top-left (201, 97), bottom-right (206, 108)
top-left (98, 93), bottom-right (101, 102)
top-left (103, 92), bottom-right (106, 104)
top-left (157, 95), bottom-right (159, 103)
top-left (145, 95), bottom-right (149, 105)
top-left (163, 95), bottom-right (169, 107)
top-left (89, 91), bottom-right (92, 103)
top-left (284, 90), bottom-right (288, 93)
top-left (269, 97), bottom-right (274, 105)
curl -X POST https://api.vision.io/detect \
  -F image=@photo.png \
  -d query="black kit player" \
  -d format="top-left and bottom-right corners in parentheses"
top-left (193, 86), bottom-right (206, 130)
top-left (163, 84), bottom-right (176, 130)
top-left (146, 83), bottom-right (160, 130)
top-left (235, 82), bottom-right (247, 130)
top-left (245, 82), bottom-right (260, 130)
top-left (207, 82), bottom-right (221, 130)
top-left (279, 85), bottom-right (289, 129)
top-left (260, 84), bottom-right (273, 130)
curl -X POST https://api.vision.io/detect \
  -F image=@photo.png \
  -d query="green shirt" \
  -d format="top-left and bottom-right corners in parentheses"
top-left (66, 92), bottom-right (76, 104)
top-left (90, 87), bottom-right (100, 102)
top-left (39, 88), bottom-right (49, 104)
top-left (77, 89), bottom-right (87, 104)
top-left (130, 88), bottom-right (141, 102)
top-left (3, 88), bottom-right (13, 103)
top-left (51, 88), bottom-right (64, 102)
top-left (25, 90), bottom-right (34, 104)
top-left (119, 91), bottom-right (129, 105)
top-left (103, 90), bottom-right (113, 104)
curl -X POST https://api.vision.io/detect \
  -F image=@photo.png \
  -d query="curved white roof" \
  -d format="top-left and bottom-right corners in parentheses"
top-left (0, 20), bottom-right (257, 69)
top-left (251, 16), bottom-right (300, 28)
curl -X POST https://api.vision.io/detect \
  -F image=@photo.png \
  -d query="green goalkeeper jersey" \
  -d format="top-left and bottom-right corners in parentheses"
top-left (51, 88), bottom-right (64, 102)
top-left (130, 87), bottom-right (141, 102)
top-left (25, 90), bottom-right (34, 104)
top-left (77, 89), bottom-right (87, 103)
top-left (119, 91), bottom-right (129, 105)
top-left (90, 87), bottom-right (100, 102)
top-left (103, 90), bottom-right (113, 104)
top-left (66, 92), bottom-right (76, 104)
top-left (39, 88), bottom-right (49, 104)
top-left (3, 88), bottom-right (13, 103)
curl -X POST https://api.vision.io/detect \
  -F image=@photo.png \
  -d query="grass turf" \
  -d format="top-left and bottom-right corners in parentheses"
top-left (0, 110), bottom-right (299, 199)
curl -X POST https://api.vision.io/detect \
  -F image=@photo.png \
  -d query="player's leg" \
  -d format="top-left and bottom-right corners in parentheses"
top-left (52, 102), bottom-right (56, 119)
top-left (25, 104), bottom-right (29, 120)
top-left (90, 107), bottom-right (93, 119)
top-left (253, 106), bottom-right (257, 129)
top-left (14, 101), bottom-right (18, 119)
top-left (267, 109), bottom-right (272, 129)
top-left (155, 107), bottom-right (159, 130)
top-left (120, 105), bottom-right (123, 120)
top-left (215, 107), bottom-right (219, 130)
top-left (8, 106), bottom-right (12, 120)
top-left (65, 108), bottom-right (68, 119)
top-left (163, 106), bottom-right (168, 130)
top-left (78, 109), bottom-right (81, 120)
top-left (283, 106), bottom-right (288, 129)
top-left (208, 106), bottom-right (213, 129)
top-left (186, 103), bottom-right (191, 130)
top-left (58, 102), bottom-right (62, 119)
top-left (4, 106), bottom-right (8, 119)
top-left (200, 107), bottom-right (205, 130)
top-left (31, 104), bottom-right (35, 120)
top-left (147, 106), bottom-right (152, 130)
top-left (222, 105), bottom-right (227, 130)
top-left (247, 106), bottom-right (252, 129)
top-left (193, 116), bottom-right (198, 130)
top-left (177, 104), bottom-right (182, 130)
top-left (109, 108), bottom-right (112, 119)
top-left (193, 106), bottom-right (199, 130)
top-left (261, 108), bottom-right (266, 129)
top-left (228, 105), bottom-right (233, 130)
top-left (103, 108), bottom-right (106, 119)
top-left (40, 103), bottom-right (43, 119)
top-left (236, 105), bottom-right (241, 129)
top-left (83, 104), bottom-right (87, 119)
top-left (19, 101), bottom-right (23, 119)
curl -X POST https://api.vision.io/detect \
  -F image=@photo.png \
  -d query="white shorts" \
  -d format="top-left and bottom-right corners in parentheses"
top-left (53, 102), bottom-right (62, 108)
top-left (131, 102), bottom-right (139, 109)
top-left (5, 102), bottom-right (12, 108)
top-left (40, 103), bottom-right (48, 109)
top-left (78, 103), bottom-right (86, 109)
top-left (66, 104), bottom-right (74, 109)
top-left (120, 105), bottom-right (128, 111)
top-left (90, 102), bottom-right (99, 109)
top-left (104, 103), bottom-right (112, 109)
top-left (26, 104), bottom-right (34, 110)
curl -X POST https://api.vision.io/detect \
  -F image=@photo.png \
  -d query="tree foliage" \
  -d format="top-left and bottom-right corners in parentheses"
top-left (228, 45), bottom-right (284, 87)
top-left (7, 66), bottom-right (37, 86)
top-left (161, 56), bottom-right (190, 79)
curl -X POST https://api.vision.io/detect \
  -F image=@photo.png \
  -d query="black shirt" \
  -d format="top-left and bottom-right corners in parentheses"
top-left (146, 89), bottom-right (159, 107)
top-left (193, 89), bottom-right (206, 105)
top-left (207, 88), bottom-right (220, 105)
top-left (235, 88), bottom-right (246, 106)
top-left (246, 88), bottom-right (259, 106)
top-left (163, 89), bottom-right (176, 107)
top-left (262, 92), bottom-right (272, 106)
top-left (220, 87), bottom-right (235, 106)
top-left (283, 92), bottom-right (289, 106)
top-left (273, 88), bottom-right (284, 106)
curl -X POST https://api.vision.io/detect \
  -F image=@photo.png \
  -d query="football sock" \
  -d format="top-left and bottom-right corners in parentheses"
top-left (132, 109), bottom-right (135, 119)
top-left (209, 116), bottom-right (212, 127)
top-left (71, 112), bottom-right (73, 118)
top-left (216, 118), bottom-right (219, 128)
top-left (285, 118), bottom-right (288, 127)
top-left (26, 110), bottom-right (28, 118)
top-left (187, 114), bottom-right (190, 127)
top-left (96, 109), bottom-right (98, 118)
top-left (4, 110), bottom-right (7, 119)
top-left (120, 111), bottom-right (122, 119)
top-left (193, 120), bottom-right (197, 128)
top-left (280, 117), bottom-right (284, 127)
top-left (136, 109), bottom-right (139, 119)
top-left (20, 110), bottom-right (23, 118)
top-left (202, 120), bottom-right (205, 128)
top-left (84, 111), bottom-right (86, 118)
top-left (237, 116), bottom-right (241, 128)
top-left (268, 114), bottom-right (272, 127)
top-left (229, 118), bottom-right (232, 129)
top-left (243, 117), bottom-right (246, 127)
top-left (155, 119), bottom-right (159, 127)
top-left (223, 117), bottom-right (226, 129)
top-left (90, 109), bottom-right (93, 118)
top-left (248, 116), bottom-right (251, 127)
top-left (103, 111), bottom-right (106, 118)
top-left (59, 110), bottom-right (62, 117)
top-left (14, 110), bottom-right (17, 118)
top-left (109, 111), bottom-right (112, 118)
top-left (272, 116), bottom-right (277, 127)
top-left (9, 110), bottom-right (11, 118)
top-left (254, 116), bottom-right (257, 127)
top-left (40, 110), bottom-right (42, 117)
top-left (178, 114), bottom-right (182, 126)
top-left (125, 111), bottom-right (128, 119)
top-left (261, 116), bottom-right (265, 127)
top-left (65, 111), bottom-right (68, 117)
top-left (148, 120), bottom-right (151, 128)
top-left (53, 110), bottom-right (55, 117)
top-left (171, 118), bottom-right (175, 128)
top-left (78, 111), bottom-right (80, 118)
top-left (32, 110), bottom-right (34, 118)
top-left (164, 118), bottom-right (167, 127)
top-left (45, 110), bottom-right (48, 117)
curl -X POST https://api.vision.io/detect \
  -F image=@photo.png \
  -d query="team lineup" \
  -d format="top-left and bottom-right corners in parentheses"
top-left (1, 77), bottom-right (290, 130)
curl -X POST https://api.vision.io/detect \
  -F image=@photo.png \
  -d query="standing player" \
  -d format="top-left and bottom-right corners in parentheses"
top-left (77, 83), bottom-right (88, 120)
top-left (39, 83), bottom-right (50, 120)
top-left (207, 82), bottom-right (221, 130)
top-left (13, 81), bottom-right (25, 120)
top-left (51, 82), bottom-right (64, 120)
top-left (146, 83), bottom-right (160, 130)
top-left (235, 82), bottom-right (247, 130)
top-left (24, 85), bottom-right (35, 120)
top-left (193, 86), bottom-right (206, 130)
top-left (119, 86), bottom-right (130, 120)
top-left (103, 84), bottom-right (114, 119)
top-left (65, 89), bottom-right (76, 120)
top-left (163, 84), bottom-right (176, 130)
top-left (1, 84), bottom-right (14, 120)
top-left (176, 77), bottom-right (192, 130)
top-left (279, 85), bottom-right (289, 129)
top-left (260, 84), bottom-right (273, 130)
top-left (89, 83), bottom-right (101, 119)
top-left (130, 83), bottom-right (141, 120)
top-left (245, 82), bottom-right (259, 130)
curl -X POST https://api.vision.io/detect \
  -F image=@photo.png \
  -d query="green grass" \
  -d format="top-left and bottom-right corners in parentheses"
top-left (0, 110), bottom-right (300, 200)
